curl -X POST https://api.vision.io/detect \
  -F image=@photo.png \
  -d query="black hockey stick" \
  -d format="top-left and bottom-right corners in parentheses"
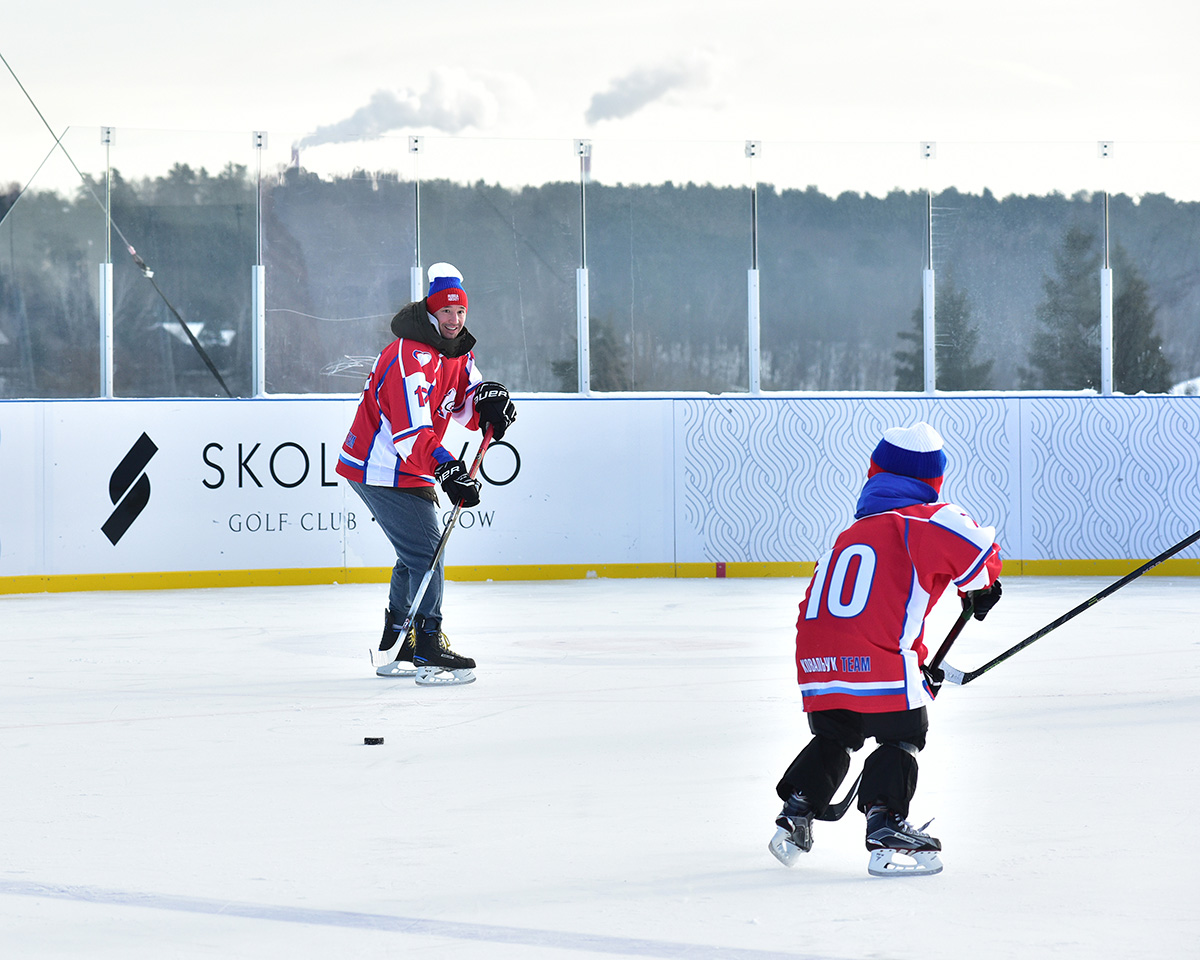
top-left (372, 426), bottom-right (494, 665)
top-left (811, 603), bottom-right (978, 821)
top-left (942, 526), bottom-right (1200, 686)
top-left (929, 596), bottom-right (976, 673)
top-left (815, 772), bottom-right (863, 822)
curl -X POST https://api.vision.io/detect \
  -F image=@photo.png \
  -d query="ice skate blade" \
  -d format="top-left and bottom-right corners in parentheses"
top-left (867, 848), bottom-right (943, 878)
top-left (375, 661), bottom-right (418, 678)
top-left (415, 665), bottom-right (476, 686)
top-left (768, 828), bottom-right (803, 867)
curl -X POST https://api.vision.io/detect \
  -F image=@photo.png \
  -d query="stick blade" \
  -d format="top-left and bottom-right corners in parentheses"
top-left (940, 662), bottom-right (965, 686)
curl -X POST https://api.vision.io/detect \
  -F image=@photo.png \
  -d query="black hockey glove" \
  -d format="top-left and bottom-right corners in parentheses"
top-left (921, 663), bottom-right (945, 699)
top-left (475, 381), bottom-right (517, 441)
top-left (434, 459), bottom-right (481, 508)
top-left (963, 578), bottom-right (1002, 621)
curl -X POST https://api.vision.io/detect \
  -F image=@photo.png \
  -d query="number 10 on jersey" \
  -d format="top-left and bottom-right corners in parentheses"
top-left (804, 544), bottom-right (878, 621)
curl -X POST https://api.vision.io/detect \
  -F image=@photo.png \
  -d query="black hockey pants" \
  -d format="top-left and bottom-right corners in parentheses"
top-left (776, 707), bottom-right (928, 819)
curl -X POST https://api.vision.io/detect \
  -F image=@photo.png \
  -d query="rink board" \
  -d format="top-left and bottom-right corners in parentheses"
top-left (1, 395), bottom-right (1198, 589)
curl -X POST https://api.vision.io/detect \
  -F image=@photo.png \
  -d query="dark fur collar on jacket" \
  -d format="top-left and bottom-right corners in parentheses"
top-left (389, 299), bottom-right (476, 358)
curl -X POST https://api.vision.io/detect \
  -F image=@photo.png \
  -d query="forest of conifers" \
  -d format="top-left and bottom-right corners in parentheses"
top-left (0, 163), bottom-right (1195, 398)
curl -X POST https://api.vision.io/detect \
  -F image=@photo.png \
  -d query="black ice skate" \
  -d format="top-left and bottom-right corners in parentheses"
top-left (865, 807), bottom-right (943, 877)
top-left (375, 609), bottom-right (418, 678)
top-left (768, 793), bottom-right (814, 867)
top-left (412, 619), bottom-right (476, 686)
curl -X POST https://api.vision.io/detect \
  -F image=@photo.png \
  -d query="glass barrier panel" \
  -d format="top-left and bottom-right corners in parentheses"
top-left (415, 137), bottom-right (580, 393)
top-left (8, 125), bottom-right (1198, 399)
top-left (3, 78), bottom-right (51, 194)
top-left (928, 140), bottom-right (1104, 391)
top-left (102, 128), bottom-right (255, 397)
top-left (0, 126), bottom-right (105, 398)
top-left (583, 139), bottom-right (753, 392)
top-left (1100, 141), bottom-right (1200, 394)
top-left (263, 133), bottom-right (417, 394)
top-left (754, 141), bottom-right (926, 391)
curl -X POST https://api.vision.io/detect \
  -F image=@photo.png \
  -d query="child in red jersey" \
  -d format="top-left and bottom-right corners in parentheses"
top-left (769, 422), bottom-right (1002, 876)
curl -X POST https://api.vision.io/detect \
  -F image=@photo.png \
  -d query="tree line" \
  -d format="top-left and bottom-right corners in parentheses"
top-left (0, 166), bottom-right (1191, 398)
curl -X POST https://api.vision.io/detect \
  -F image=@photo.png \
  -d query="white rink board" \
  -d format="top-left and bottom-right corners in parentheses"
top-left (1, 395), bottom-right (1199, 580)
top-left (24, 399), bottom-right (359, 576)
top-left (0, 403), bottom-right (43, 574)
top-left (344, 398), bottom-right (677, 569)
top-left (0, 398), bottom-right (677, 578)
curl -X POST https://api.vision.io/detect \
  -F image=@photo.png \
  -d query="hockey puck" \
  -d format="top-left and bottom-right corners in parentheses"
top-left (364, 736), bottom-right (384, 745)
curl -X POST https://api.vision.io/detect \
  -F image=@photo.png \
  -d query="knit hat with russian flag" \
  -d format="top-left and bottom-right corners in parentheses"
top-left (426, 263), bottom-right (468, 314)
top-left (868, 421), bottom-right (947, 492)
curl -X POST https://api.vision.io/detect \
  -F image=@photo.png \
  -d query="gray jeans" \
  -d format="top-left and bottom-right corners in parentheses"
top-left (349, 481), bottom-right (443, 628)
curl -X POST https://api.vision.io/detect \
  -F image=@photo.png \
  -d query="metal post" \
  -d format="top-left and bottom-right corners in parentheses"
top-left (251, 265), bottom-right (265, 396)
top-left (575, 139), bottom-right (591, 394)
top-left (252, 131), bottom-right (267, 396)
top-left (746, 140), bottom-right (762, 394)
top-left (103, 128), bottom-right (112, 266)
top-left (1100, 185), bottom-right (1113, 394)
top-left (98, 262), bottom-right (113, 396)
top-left (923, 187), bottom-right (935, 393)
top-left (253, 132), bottom-right (265, 265)
top-left (920, 142), bottom-right (937, 393)
top-left (576, 268), bottom-right (590, 394)
top-left (99, 126), bottom-right (114, 398)
top-left (922, 267), bottom-right (935, 393)
top-left (410, 136), bottom-right (424, 302)
top-left (747, 269), bottom-right (761, 394)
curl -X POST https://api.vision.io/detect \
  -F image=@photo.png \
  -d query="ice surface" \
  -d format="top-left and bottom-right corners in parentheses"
top-left (1, 576), bottom-right (1197, 959)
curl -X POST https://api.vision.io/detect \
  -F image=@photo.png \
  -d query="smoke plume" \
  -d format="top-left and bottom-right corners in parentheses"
top-left (299, 73), bottom-right (499, 148)
top-left (586, 56), bottom-right (714, 124)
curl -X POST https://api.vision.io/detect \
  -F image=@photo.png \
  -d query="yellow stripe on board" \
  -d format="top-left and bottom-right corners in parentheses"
top-left (1012, 558), bottom-right (1200, 577)
top-left (450, 562), bottom-right (816, 581)
top-left (0, 567), bottom-right (388, 594)
top-left (2, 558), bottom-right (1197, 595)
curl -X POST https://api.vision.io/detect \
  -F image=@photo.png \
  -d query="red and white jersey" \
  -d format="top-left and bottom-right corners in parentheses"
top-left (335, 336), bottom-right (483, 488)
top-left (795, 501), bottom-right (1002, 713)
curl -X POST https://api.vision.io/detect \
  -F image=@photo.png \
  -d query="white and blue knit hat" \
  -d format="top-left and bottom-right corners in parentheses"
top-left (868, 422), bottom-right (947, 492)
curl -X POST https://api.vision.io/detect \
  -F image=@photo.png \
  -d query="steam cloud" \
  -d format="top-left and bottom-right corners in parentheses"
top-left (586, 57), bottom-right (714, 124)
top-left (299, 73), bottom-right (498, 148)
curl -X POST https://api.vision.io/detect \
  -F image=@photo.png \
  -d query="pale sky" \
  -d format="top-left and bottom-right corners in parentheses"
top-left (5, 0), bottom-right (1200, 196)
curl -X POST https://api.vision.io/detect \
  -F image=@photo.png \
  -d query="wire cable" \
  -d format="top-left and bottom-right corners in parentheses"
top-left (2, 48), bottom-right (233, 396)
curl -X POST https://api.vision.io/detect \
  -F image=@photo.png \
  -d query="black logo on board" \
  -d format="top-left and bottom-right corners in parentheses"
top-left (102, 433), bottom-right (159, 545)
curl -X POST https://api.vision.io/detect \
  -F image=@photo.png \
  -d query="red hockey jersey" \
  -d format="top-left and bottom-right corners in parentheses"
top-left (335, 336), bottom-right (483, 489)
top-left (795, 501), bottom-right (1001, 713)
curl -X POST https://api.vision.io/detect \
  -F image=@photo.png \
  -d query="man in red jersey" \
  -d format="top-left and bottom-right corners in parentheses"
top-left (769, 422), bottom-right (1001, 876)
top-left (337, 263), bottom-right (516, 685)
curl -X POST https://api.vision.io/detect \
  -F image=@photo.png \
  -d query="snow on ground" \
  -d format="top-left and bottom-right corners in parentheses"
top-left (1, 575), bottom-right (1197, 959)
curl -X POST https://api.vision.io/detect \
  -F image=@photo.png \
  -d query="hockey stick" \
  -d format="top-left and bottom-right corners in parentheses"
top-left (814, 605), bottom-right (979, 820)
top-left (372, 426), bottom-right (494, 666)
top-left (815, 772), bottom-right (863, 822)
top-left (942, 526), bottom-right (1200, 686)
top-left (929, 596), bottom-right (976, 672)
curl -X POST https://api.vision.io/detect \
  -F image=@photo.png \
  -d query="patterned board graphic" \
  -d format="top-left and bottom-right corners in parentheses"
top-left (677, 397), bottom-right (1018, 563)
top-left (677, 396), bottom-right (1200, 563)
top-left (1023, 398), bottom-right (1200, 560)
